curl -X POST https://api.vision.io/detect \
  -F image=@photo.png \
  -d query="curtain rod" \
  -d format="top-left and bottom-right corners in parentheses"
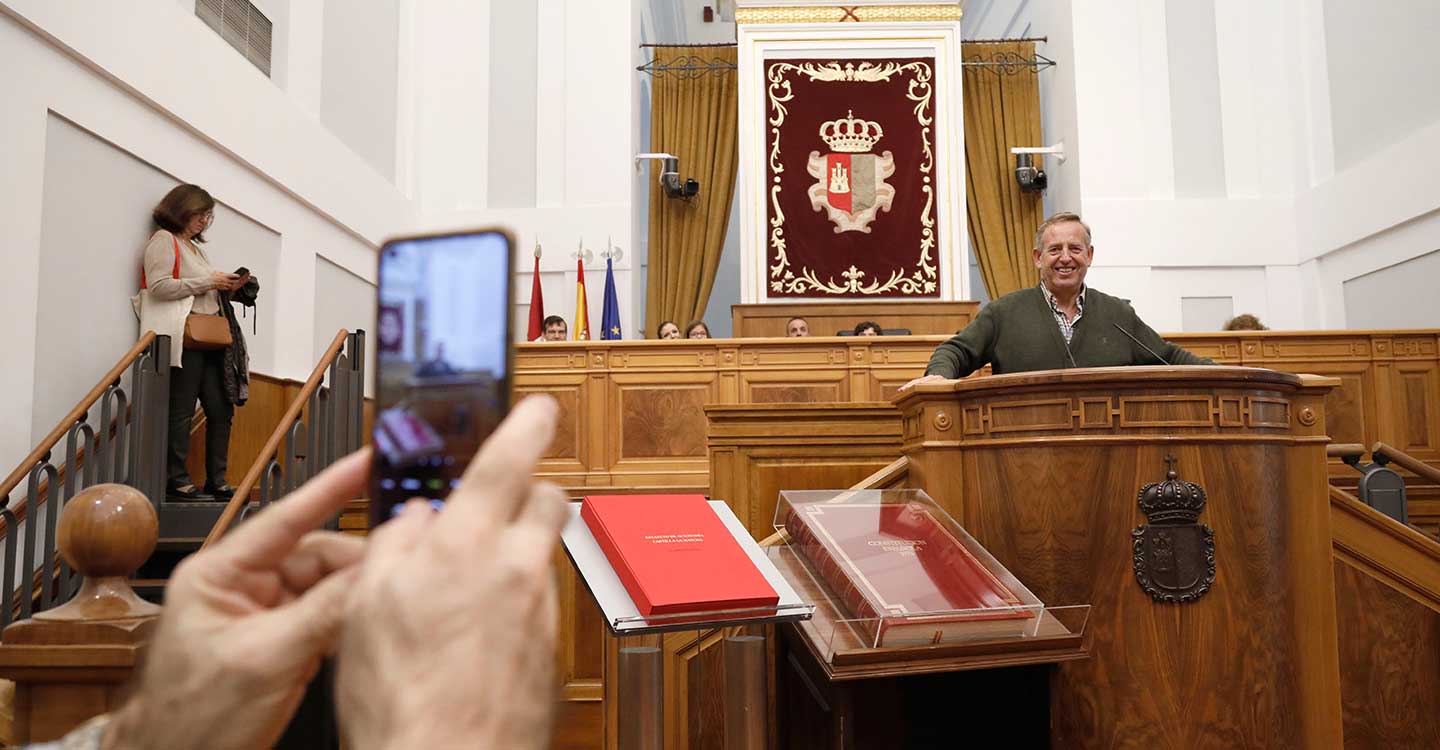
top-left (962, 51), bottom-right (1056, 72)
top-left (636, 55), bottom-right (737, 78)
top-left (639, 42), bottom-right (738, 48)
top-left (962, 36), bottom-right (1048, 44)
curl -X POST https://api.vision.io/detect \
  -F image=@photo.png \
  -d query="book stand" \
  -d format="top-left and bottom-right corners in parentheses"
top-left (562, 500), bottom-right (814, 750)
top-left (768, 489), bottom-right (1091, 747)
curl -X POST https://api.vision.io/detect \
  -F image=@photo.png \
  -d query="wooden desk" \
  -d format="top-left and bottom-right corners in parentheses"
top-left (730, 301), bottom-right (979, 338)
top-left (515, 337), bottom-right (939, 492)
top-left (706, 402), bottom-right (903, 537)
top-left (516, 330), bottom-right (1440, 532)
top-left (897, 367), bottom-right (1344, 747)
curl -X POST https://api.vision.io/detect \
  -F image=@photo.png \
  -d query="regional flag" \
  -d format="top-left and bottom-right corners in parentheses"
top-left (526, 248), bottom-right (545, 341)
top-left (574, 258), bottom-right (591, 341)
top-left (600, 256), bottom-right (622, 340)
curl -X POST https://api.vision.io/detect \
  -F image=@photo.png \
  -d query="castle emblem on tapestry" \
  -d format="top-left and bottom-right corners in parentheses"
top-left (766, 59), bottom-right (938, 298)
top-left (807, 111), bottom-right (896, 233)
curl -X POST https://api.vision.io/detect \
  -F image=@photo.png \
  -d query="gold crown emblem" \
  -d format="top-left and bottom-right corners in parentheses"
top-left (819, 110), bottom-right (883, 153)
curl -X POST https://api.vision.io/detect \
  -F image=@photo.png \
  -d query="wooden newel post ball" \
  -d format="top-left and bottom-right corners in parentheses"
top-left (34, 483), bottom-right (161, 622)
top-left (58, 484), bottom-right (157, 576)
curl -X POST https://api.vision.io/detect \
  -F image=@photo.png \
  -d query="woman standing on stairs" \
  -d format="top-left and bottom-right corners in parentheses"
top-left (135, 184), bottom-right (249, 501)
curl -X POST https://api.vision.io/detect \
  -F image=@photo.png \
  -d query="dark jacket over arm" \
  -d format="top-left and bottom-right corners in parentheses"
top-left (923, 303), bottom-right (998, 378)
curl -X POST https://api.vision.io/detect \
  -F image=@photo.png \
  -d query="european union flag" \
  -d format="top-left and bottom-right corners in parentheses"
top-left (600, 256), bottom-right (622, 340)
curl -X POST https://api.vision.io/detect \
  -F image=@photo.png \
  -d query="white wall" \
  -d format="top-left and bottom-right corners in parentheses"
top-left (313, 256), bottom-right (378, 395)
top-left (1323, 0), bottom-right (1440, 173)
top-left (321, 0), bottom-right (401, 181)
top-left (31, 114), bottom-right (278, 440)
top-left (409, 0), bottom-right (639, 341)
top-left (487, 0), bottom-right (539, 209)
top-left (1342, 249), bottom-right (1440, 330)
top-left (0, 1), bottom-right (409, 478)
top-left (1038, 0), bottom-right (1440, 331)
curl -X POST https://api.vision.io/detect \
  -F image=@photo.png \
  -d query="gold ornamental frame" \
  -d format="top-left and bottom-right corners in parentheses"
top-left (766, 60), bottom-right (938, 297)
top-left (737, 4), bottom-right (963, 25)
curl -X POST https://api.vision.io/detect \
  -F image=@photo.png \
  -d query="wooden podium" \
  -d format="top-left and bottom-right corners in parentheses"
top-left (894, 366), bottom-right (1344, 747)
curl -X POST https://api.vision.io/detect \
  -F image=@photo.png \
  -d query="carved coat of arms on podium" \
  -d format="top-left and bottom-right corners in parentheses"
top-left (806, 111), bottom-right (895, 233)
top-left (765, 59), bottom-right (938, 298)
top-left (1132, 456), bottom-right (1216, 603)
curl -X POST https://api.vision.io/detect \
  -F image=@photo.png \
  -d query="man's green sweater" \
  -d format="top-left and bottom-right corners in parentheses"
top-left (925, 286), bottom-right (1214, 378)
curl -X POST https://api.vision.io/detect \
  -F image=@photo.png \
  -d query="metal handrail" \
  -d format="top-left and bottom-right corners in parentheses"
top-left (0, 332), bottom-right (160, 519)
top-left (0, 332), bottom-right (171, 625)
top-left (203, 329), bottom-right (364, 547)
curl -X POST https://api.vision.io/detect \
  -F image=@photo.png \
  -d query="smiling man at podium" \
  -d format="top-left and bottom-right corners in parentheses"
top-left (903, 212), bottom-right (1213, 388)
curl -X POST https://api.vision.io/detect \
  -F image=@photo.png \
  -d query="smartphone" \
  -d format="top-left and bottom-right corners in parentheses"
top-left (368, 227), bottom-right (515, 525)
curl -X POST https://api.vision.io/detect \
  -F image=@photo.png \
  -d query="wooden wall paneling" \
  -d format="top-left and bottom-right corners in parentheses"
top-left (739, 369), bottom-right (849, 405)
top-left (1236, 338), bottom-right (1377, 448)
top-left (865, 340), bottom-right (941, 400)
top-left (1329, 488), bottom-right (1440, 749)
top-left (741, 450), bottom-right (899, 538)
top-left (706, 403), bottom-right (905, 538)
top-left (730, 300), bottom-right (979, 338)
top-left (186, 372), bottom-right (296, 494)
top-left (1408, 484), bottom-right (1440, 539)
top-left (554, 546), bottom-right (606, 750)
top-left (1332, 559), bottom-right (1440, 750)
top-left (1391, 356), bottom-right (1439, 462)
top-left (846, 343), bottom-right (873, 402)
top-left (1173, 335), bottom-right (1244, 364)
top-left (516, 374), bottom-right (591, 485)
top-left (606, 371), bottom-right (717, 487)
top-left (734, 340), bottom-right (852, 404)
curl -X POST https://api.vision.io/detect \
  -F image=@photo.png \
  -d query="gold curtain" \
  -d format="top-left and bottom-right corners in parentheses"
top-left (645, 45), bottom-right (739, 336)
top-left (963, 42), bottom-right (1044, 299)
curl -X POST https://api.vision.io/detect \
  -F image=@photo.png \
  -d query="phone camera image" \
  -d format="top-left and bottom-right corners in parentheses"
top-left (371, 231), bottom-right (512, 523)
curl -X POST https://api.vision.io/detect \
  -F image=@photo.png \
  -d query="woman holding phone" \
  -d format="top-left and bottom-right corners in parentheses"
top-left (136, 184), bottom-right (252, 501)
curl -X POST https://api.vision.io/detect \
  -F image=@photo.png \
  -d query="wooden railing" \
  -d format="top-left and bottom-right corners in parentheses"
top-left (203, 330), bottom-right (365, 547)
top-left (1373, 441), bottom-right (1440, 486)
top-left (0, 333), bottom-right (171, 626)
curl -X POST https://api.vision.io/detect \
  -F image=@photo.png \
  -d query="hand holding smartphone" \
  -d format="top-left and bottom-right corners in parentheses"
top-left (369, 228), bottom-right (515, 525)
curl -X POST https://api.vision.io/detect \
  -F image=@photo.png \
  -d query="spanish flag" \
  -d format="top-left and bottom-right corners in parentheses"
top-left (573, 257), bottom-right (591, 341)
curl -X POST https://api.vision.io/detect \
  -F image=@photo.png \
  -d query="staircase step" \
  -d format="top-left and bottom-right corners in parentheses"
top-left (131, 577), bottom-right (168, 606)
top-left (155, 537), bottom-right (206, 551)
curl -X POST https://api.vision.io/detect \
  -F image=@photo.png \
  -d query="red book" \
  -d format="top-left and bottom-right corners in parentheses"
top-left (582, 495), bottom-right (779, 616)
top-left (784, 502), bottom-right (1033, 647)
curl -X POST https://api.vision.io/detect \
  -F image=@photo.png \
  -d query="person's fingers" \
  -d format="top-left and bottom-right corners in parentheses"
top-left (252, 565), bottom-right (361, 661)
top-left (277, 532), bottom-right (366, 594)
top-left (514, 481), bottom-right (567, 530)
top-left (213, 448), bottom-right (371, 570)
top-left (441, 396), bottom-right (558, 535)
top-left (364, 499), bottom-right (434, 569)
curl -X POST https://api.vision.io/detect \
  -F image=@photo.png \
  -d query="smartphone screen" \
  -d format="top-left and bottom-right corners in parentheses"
top-left (369, 228), bottom-right (513, 524)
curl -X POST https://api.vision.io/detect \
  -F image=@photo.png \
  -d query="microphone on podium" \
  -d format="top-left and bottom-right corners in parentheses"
top-left (1112, 322), bottom-right (1169, 365)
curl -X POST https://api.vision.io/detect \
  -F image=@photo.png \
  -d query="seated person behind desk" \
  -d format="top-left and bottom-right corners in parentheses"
top-left (685, 320), bottom-right (711, 339)
top-left (902, 212), bottom-right (1213, 389)
top-left (541, 315), bottom-right (567, 342)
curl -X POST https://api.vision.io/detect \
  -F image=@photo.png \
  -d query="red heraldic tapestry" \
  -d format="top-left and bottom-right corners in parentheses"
top-left (766, 58), bottom-right (939, 298)
top-left (582, 495), bottom-right (779, 616)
